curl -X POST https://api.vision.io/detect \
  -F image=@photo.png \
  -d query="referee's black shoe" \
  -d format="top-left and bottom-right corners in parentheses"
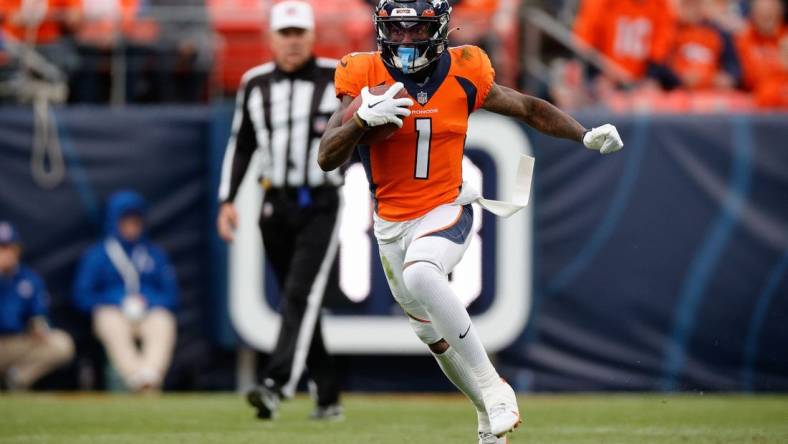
top-left (246, 383), bottom-right (281, 420)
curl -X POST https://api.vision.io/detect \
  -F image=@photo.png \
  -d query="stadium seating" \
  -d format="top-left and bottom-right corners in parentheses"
top-left (0, 0), bottom-right (784, 108)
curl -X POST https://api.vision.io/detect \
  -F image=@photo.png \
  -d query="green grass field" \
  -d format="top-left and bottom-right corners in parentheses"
top-left (1, 393), bottom-right (786, 443)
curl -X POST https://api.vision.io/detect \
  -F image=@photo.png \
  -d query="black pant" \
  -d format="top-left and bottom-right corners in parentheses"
top-left (258, 186), bottom-right (340, 407)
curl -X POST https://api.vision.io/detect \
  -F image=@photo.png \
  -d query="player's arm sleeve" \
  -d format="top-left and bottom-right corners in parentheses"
top-left (474, 47), bottom-right (496, 110)
top-left (218, 80), bottom-right (257, 203)
top-left (334, 54), bottom-right (363, 99)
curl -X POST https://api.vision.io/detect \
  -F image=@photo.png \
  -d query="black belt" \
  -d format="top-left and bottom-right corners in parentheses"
top-left (265, 185), bottom-right (338, 208)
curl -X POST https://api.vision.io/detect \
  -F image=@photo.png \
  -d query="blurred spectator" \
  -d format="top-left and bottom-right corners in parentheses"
top-left (73, 0), bottom-right (135, 102)
top-left (207, 0), bottom-right (268, 95)
top-left (311, 0), bottom-right (374, 57)
top-left (450, 0), bottom-right (521, 86)
top-left (705, 0), bottom-right (748, 33)
top-left (665, 0), bottom-right (741, 90)
top-left (548, 58), bottom-right (592, 110)
top-left (754, 33), bottom-right (788, 107)
top-left (77, 0), bottom-right (146, 45)
top-left (0, 0), bottom-right (81, 77)
top-left (449, 0), bottom-right (500, 47)
top-left (210, 0), bottom-right (372, 96)
top-left (0, 29), bottom-right (10, 73)
top-left (573, 0), bottom-right (679, 87)
top-left (0, 221), bottom-right (74, 391)
top-left (72, 0), bottom-right (161, 103)
top-left (150, 0), bottom-right (212, 102)
top-left (736, 0), bottom-right (787, 90)
top-left (73, 190), bottom-right (178, 392)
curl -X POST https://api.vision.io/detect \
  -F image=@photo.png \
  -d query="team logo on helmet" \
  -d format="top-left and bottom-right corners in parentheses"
top-left (392, 8), bottom-right (417, 16)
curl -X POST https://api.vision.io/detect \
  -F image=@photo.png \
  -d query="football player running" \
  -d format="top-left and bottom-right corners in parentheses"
top-left (318, 1), bottom-right (623, 442)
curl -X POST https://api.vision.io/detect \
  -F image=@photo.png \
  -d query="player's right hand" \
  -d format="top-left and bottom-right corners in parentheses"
top-left (583, 124), bottom-right (624, 155)
top-left (217, 202), bottom-right (238, 243)
top-left (356, 82), bottom-right (413, 128)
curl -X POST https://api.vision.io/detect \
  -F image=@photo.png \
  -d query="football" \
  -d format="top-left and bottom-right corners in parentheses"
top-left (342, 84), bottom-right (410, 145)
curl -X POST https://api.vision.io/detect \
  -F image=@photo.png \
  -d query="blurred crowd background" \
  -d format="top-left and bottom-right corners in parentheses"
top-left (1, 0), bottom-right (786, 110)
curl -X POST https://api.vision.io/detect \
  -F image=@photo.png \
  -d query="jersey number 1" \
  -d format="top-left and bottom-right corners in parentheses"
top-left (414, 118), bottom-right (432, 179)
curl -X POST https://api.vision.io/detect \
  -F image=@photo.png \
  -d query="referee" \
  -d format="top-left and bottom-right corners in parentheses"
top-left (216, 1), bottom-right (343, 421)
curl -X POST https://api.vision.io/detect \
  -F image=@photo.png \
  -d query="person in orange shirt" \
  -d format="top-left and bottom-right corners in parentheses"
top-left (736, 0), bottom-right (787, 90)
top-left (77, 0), bottom-right (149, 47)
top-left (754, 33), bottom-right (788, 107)
top-left (0, 0), bottom-right (81, 76)
top-left (319, 1), bottom-right (623, 442)
top-left (666, 0), bottom-right (741, 90)
top-left (573, 0), bottom-right (679, 85)
top-left (1, 0), bottom-right (81, 45)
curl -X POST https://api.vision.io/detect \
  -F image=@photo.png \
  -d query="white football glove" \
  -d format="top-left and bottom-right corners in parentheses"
top-left (583, 124), bottom-right (624, 155)
top-left (356, 82), bottom-right (414, 128)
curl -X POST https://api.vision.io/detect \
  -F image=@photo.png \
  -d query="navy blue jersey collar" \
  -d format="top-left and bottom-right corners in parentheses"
top-left (384, 51), bottom-right (451, 106)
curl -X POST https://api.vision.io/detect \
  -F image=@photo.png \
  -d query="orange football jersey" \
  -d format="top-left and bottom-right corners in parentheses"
top-left (335, 46), bottom-right (495, 221)
top-left (755, 68), bottom-right (788, 108)
top-left (574, 0), bottom-right (676, 79)
top-left (0, 0), bottom-right (81, 44)
top-left (667, 24), bottom-right (724, 90)
top-left (736, 25), bottom-right (788, 90)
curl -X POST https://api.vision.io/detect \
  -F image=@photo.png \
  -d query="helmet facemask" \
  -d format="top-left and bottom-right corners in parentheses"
top-left (375, 2), bottom-right (451, 74)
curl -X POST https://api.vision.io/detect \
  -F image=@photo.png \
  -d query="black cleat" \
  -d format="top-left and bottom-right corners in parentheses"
top-left (246, 385), bottom-right (281, 420)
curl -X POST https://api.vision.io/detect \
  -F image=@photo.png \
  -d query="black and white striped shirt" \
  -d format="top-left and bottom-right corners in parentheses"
top-left (218, 57), bottom-right (342, 203)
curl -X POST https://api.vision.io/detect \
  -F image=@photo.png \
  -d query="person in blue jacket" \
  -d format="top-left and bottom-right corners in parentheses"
top-left (0, 221), bottom-right (74, 390)
top-left (73, 190), bottom-right (179, 391)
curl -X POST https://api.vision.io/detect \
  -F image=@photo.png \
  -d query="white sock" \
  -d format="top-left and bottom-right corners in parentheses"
top-left (432, 346), bottom-right (486, 415)
top-left (403, 262), bottom-right (500, 390)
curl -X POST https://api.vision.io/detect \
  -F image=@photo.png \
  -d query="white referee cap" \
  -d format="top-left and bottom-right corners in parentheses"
top-left (270, 1), bottom-right (314, 32)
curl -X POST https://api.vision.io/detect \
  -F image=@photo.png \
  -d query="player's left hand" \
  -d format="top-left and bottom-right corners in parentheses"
top-left (583, 124), bottom-right (624, 155)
